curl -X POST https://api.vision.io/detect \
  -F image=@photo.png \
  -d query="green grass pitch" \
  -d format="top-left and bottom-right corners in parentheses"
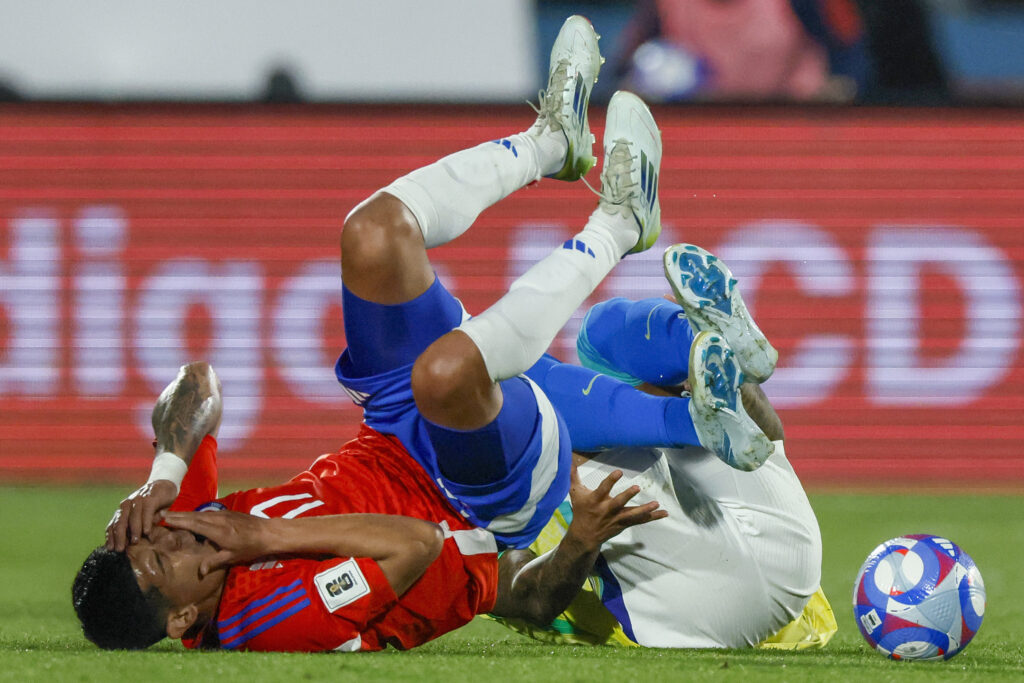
top-left (2, 485), bottom-right (1022, 681)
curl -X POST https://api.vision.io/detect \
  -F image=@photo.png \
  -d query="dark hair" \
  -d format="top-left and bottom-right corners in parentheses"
top-left (72, 546), bottom-right (169, 650)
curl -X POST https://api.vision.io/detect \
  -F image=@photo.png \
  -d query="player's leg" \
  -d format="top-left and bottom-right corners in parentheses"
top-left (413, 89), bottom-right (661, 429)
top-left (412, 91), bottom-right (663, 546)
top-left (527, 330), bottom-right (773, 471)
top-left (577, 296), bottom-right (694, 387)
top-left (575, 244), bottom-right (778, 387)
top-left (339, 15), bottom-right (602, 380)
top-left (524, 354), bottom-right (700, 452)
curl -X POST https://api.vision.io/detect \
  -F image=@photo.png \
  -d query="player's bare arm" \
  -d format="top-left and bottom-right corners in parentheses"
top-left (163, 509), bottom-right (443, 596)
top-left (490, 462), bottom-right (667, 625)
top-left (106, 361), bottom-right (223, 551)
top-left (739, 383), bottom-right (784, 442)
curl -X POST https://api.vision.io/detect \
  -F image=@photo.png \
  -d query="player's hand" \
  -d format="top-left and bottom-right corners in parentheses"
top-left (161, 509), bottom-right (271, 576)
top-left (566, 465), bottom-right (667, 551)
top-left (105, 479), bottom-right (178, 552)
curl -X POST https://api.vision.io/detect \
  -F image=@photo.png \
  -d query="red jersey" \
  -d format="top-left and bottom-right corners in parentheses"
top-left (174, 425), bottom-right (499, 652)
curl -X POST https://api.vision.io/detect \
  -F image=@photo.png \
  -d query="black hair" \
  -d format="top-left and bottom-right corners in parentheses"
top-left (71, 546), bottom-right (169, 650)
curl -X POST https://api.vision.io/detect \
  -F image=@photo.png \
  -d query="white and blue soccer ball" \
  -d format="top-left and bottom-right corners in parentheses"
top-left (853, 534), bottom-right (986, 661)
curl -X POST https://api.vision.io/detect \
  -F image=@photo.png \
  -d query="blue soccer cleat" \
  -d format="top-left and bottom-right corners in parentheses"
top-left (664, 243), bottom-right (778, 383)
top-left (688, 331), bottom-right (774, 471)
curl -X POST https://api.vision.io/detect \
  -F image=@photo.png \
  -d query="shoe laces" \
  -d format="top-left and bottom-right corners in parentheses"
top-left (528, 59), bottom-right (571, 133)
top-left (586, 140), bottom-right (638, 210)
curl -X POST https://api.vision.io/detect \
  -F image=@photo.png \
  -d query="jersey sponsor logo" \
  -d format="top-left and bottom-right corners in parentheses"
top-left (490, 138), bottom-right (519, 158)
top-left (196, 501), bottom-right (226, 512)
top-left (248, 560), bottom-right (284, 571)
top-left (341, 384), bottom-right (371, 407)
top-left (561, 238), bottom-right (595, 258)
top-left (644, 304), bottom-right (664, 341)
top-left (314, 559), bottom-right (370, 612)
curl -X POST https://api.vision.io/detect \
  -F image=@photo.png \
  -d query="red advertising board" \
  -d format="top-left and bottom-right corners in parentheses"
top-left (1, 104), bottom-right (1022, 486)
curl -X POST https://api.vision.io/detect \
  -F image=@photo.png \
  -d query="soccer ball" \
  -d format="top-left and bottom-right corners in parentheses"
top-left (852, 534), bottom-right (985, 661)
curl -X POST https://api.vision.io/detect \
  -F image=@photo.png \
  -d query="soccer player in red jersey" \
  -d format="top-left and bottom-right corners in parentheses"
top-left (74, 360), bottom-right (662, 651)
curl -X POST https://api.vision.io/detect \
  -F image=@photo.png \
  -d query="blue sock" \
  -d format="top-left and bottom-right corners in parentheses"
top-left (578, 297), bottom-right (694, 387)
top-left (526, 356), bottom-right (699, 453)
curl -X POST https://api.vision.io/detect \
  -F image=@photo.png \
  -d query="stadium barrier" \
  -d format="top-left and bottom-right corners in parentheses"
top-left (1, 105), bottom-right (1021, 485)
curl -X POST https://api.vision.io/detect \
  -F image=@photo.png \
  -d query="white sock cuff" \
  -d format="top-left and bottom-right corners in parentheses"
top-left (376, 179), bottom-right (436, 245)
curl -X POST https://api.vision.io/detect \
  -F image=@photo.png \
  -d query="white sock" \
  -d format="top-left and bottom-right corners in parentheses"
top-left (375, 131), bottom-right (567, 248)
top-left (457, 207), bottom-right (639, 381)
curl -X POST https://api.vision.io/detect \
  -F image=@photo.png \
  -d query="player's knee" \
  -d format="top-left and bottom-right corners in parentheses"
top-left (411, 348), bottom-right (470, 416)
top-left (341, 195), bottom-right (422, 270)
top-left (411, 335), bottom-right (495, 429)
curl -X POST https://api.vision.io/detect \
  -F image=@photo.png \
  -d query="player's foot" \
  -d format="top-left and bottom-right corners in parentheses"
top-left (664, 244), bottom-right (778, 383)
top-left (597, 91), bottom-right (662, 254)
top-left (529, 15), bottom-right (603, 182)
top-left (688, 330), bottom-right (774, 471)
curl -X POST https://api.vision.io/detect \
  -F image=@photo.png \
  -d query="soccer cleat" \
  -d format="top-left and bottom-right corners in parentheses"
top-left (687, 331), bottom-right (774, 471)
top-left (598, 91), bottom-right (662, 254)
top-left (664, 243), bottom-right (778, 383)
top-left (530, 15), bottom-right (603, 182)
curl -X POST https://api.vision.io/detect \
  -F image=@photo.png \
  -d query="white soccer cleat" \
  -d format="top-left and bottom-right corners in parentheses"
top-left (598, 91), bottom-right (662, 254)
top-left (687, 331), bottom-right (774, 471)
top-left (530, 15), bottom-right (603, 182)
top-left (664, 243), bottom-right (778, 383)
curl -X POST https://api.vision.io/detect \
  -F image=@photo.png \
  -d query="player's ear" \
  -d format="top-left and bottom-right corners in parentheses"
top-left (165, 604), bottom-right (199, 639)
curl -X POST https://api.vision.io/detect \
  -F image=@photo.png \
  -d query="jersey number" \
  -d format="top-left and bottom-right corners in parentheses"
top-left (250, 493), bottom-right (325, 519)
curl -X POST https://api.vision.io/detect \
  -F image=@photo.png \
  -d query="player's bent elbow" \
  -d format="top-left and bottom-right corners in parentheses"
top-left (385, 523), bottom-right (445, 596)
top-left (420, 523), bottom-right (445, 565)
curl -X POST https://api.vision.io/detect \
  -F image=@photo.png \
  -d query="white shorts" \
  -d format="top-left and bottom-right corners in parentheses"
top-left (576, 441), bottom-right (822, 648)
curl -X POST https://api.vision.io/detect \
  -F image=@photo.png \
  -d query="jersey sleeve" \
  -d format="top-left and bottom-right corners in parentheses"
top-left (169, 435), bottom-right (219, 512)
top-left (214, 555), bottom-right (399, 652)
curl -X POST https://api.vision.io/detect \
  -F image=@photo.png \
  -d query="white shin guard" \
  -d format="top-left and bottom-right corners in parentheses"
top-left (378, 133), bottom-right (563, 249)
top-left (458, 209), bottom-right (637, 381)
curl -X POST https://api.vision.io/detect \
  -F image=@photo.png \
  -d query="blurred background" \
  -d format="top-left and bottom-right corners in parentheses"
top-left (3, 0), bottom-right (1024, 105)
top-left (1, 0), bottom-right (1022, 488)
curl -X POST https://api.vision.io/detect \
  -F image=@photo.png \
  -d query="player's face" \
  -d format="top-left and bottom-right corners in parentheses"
top-left (125, 525), bottom-right (222, 610)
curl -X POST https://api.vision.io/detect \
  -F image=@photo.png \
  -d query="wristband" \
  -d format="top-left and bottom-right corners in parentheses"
top-left (147, 451), bottom-right (189, 492)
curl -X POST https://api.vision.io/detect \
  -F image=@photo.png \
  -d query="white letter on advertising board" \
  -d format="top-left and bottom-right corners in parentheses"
top-left (271, 259), bottom-right (350, 405)
top-left (73, 206), bottom-right (127, 396)
top-left (134, 259), bottom-right (264, 448)
top-left (0, 215), bottom-right (60, 395)
top-left (866, 226), bottom-right (1021, 405)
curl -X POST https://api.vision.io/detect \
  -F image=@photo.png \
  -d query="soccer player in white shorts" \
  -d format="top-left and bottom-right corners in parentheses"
top-left (492, 245), bottom-right (835, 649)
